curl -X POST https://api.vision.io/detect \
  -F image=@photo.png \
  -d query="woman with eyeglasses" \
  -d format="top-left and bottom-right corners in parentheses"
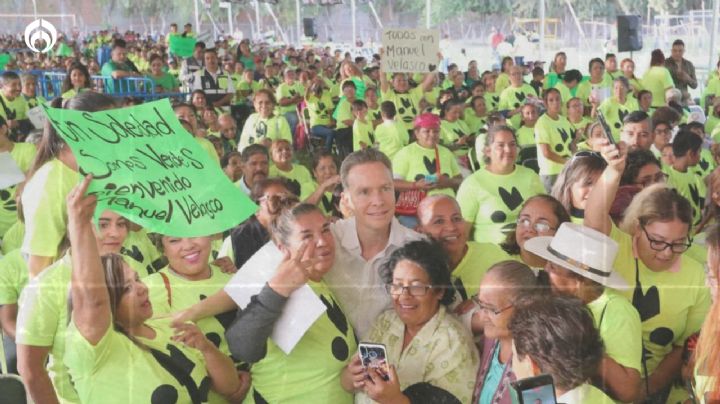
top-left (457, 125), bottom-right (544, 244)
top-left (470, 260), bottom-right (548, 404)
top-left (500, 195), bottom-right (571, 270)
top-left (343, 239), bottom-right (478, 404)
top-left (551, 151), bottom-right (608, 224)
top-left (219, 177), bottom-right (298, 269)
top-left (585, 141), bottom-right (711, 404)
top-left (238, 89), bottom-right (292, 152)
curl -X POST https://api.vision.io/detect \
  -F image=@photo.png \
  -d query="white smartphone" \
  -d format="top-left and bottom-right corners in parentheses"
top-left (358, 342), bottom-right (390, 380)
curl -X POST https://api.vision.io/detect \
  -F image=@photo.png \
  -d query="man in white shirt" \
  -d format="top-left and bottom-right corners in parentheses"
top-left (325, 149), bottom-right (422, 338)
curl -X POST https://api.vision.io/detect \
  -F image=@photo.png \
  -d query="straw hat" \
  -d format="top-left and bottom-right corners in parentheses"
top-left (524, 222), bottom-right (628, 288)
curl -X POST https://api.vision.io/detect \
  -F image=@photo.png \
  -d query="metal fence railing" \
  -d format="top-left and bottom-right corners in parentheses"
top-left (1, 69), bottom-right (187, 101)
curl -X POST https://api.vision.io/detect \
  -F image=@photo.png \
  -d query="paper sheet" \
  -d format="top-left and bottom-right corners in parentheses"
top-left (224, 242), bottom-right (326, 354)
top-left (0, 152), bottom-right (25, 189)
top-left (27, 106), bottom-right (47, 130)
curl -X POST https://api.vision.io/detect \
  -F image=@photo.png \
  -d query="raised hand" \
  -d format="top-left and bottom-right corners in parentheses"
top-left (268, 241), bottom-right (316, 297)
top-left (67, 175), bottom-right (97, 228)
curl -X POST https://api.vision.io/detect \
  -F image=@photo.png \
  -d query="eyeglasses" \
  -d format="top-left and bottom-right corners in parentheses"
top-left (635, 172), bottom-right (668, 188)
top-left (516, 218), bottom-right (556, 233)
top-left (471, 296), bottom-right (513, 316)
top-left (641, 225), bottom-right (692, 253)
top-left (385, 283), bottom-right (434, 296)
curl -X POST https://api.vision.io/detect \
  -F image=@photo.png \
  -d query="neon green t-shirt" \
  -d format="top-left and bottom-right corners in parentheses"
top-left (246, 280), bottom-right (355, 404)
top-left (353, 119), bottom-right (375, 151)
top-left (65, 317), bottom-right (212, 403)
top-left (609, 225), bottom-right (710, 375)
top-left (666, 166), bottom-right (706, 226)
top-left (333, 98), bottom-right (354, 130)
top-left (276, 82), bottom-right (304, 114)
top-left (0, 93), bottom-right (29, 120)
top-left (484, 92), bottom-right (500, 113)
top-left (0, 249), bottom-right (28, 305)
top-left (196, 136), bottom-right (220, 165)
top-left (0, 142), bottom-right (36, 237)
top-left (1, 220), bottom-right (23, 255)
top-left (147, 72), bottom-right (180, 92)
top-left (642, 66), bottom-right (675, 108)
top-left (587, 289), bottom-right (643, 372)
top-left (450, 242), bottom-right (510, 301)
top-left (16, 255), bottom-right (78, 403)
top-left (576, 77), bottom-right (612, 107)
top-left (120, 228), bottom-right (165, 277)
top-left (145, 266), bottom-right (234, 360)
top-left (440, 118), bottom-right (472, 157)
top-left (380, 87), bottom-right (424, 130)
top-left (375, 120), bottom-right (409, 160)
top-left (515, 125), bottom-right (535, 148)
top-left (694, 148), bottom-right (716, 180)
top-left (463, 108), bottom-right (487, 135)
top-left (392, 143), bottom-right (460, 197)
top-left (269, 163), bottom-right (315, 199)
top-left (21, 159), bottom-right (80, 258)
top-left (498, 84), bottom-right (538, 128)
top-left (598, 96), bottom-right (639, 142)
top-left (238, 113), bottom-right (292, 151)
top-left (569, 116), bottom-right (593, 138)
top-left (306, 92), bottom-right (334, 127)
top-left (495, 73), bottom-right (511, 93)
top-left (457, 165), bottom-right (544, 243)
top-left (704, 114), bottom-right (720, 135)
top-left (535, 113), bottom-right (575, 176)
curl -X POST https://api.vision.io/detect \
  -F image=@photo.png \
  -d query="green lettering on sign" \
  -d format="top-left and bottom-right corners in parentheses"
top-left (42, 98), bottom-right (257, 237)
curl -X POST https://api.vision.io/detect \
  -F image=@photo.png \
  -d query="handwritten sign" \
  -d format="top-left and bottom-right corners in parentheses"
top-left (42, 99), bottom-right (257, 237)
top-left (381, 29), bottom-right (439, 73)
top-left (169, 35), bottom-right (197, 58)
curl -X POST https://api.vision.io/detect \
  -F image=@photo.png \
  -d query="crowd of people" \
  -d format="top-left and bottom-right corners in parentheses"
top-left (0, 23), bottom-right (718, 404)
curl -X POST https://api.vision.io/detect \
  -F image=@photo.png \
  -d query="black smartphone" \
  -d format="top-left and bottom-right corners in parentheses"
top-left (596, 110), bottom-right (617, 145)
top-left (510, 374), bottom-right (558, 404)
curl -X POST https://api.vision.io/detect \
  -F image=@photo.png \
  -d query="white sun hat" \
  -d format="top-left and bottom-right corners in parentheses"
top-left (524, 222), bottom-right (628, 288)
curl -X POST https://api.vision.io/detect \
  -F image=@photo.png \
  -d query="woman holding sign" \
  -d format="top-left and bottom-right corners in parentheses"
top-left (62, 176), bottom-right (247, 403)
top-left (21, 92), bottom-right (116, 278)
top-left (173, 203), bottom-right (356, 403)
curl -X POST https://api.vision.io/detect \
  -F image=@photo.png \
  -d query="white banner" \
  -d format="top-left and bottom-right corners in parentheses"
top-left (381, 28), bottom-right (439, 73)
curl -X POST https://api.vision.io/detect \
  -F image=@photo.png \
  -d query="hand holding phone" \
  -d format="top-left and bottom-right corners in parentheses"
top-left (510, 374), bottom-right (558, 404)
top-left (596, 111), bottom-right (616, 146)
top-left (358, 342), bottom-right (390, 381)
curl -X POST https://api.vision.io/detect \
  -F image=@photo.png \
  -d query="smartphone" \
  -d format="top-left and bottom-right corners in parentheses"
top-left (509, 374), bottom-right (558, 404)
top-left (596, 110), bottom-right (617, 145)
top-left (358, 342), bottom-right (390, 381)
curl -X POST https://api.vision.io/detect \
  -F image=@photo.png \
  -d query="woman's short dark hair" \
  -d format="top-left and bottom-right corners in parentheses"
top-left (509, 294), bottom-right (605, 392)
top-left (621, 149), bottom-right (661, 186)
top-left (501, 195), bottom-right (571, 255)
top-left (380, 239), bottom-right (455, 306)
top-left (312, 150), bottom-right (338, 173)
top-left (650, 49), bottom-right (666, 66)
top-left (220, 150), bottom-right (241, 169)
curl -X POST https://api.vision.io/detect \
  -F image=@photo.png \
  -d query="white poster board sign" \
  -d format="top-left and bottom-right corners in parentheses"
top-left (27, 106), bottom-right (47, 130)
top-left (224, 242), bottom-right (326, 354)
top-left (381, 29), bottom-right (439, 73)
top-left (0, 152), bottom-right (24, 189)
